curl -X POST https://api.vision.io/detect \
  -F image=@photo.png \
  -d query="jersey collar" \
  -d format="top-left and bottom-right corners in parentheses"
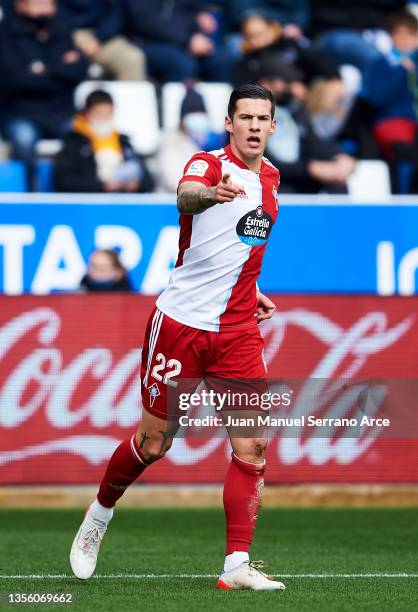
top-left (224, 144), bottom-right (251, 171)
top-left (224, 144), bottom-right (266, 175)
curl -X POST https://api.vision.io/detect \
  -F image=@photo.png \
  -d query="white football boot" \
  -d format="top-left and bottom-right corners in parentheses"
top-left (70, 513), bottom-right (109, 579)
top-left (217, 560), bottom-right (286, 591)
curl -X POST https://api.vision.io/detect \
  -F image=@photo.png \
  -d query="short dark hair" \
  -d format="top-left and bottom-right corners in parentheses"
top-left (389, 10), bottom-right (418, 33)
top-left (84, 90), bottom-right (114, 111)
top-left (241, 8), bottom-right (280, 28)
top-left (228, 84), bottom-right (275, 119)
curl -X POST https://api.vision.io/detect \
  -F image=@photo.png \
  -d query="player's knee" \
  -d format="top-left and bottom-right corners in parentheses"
top-left (145, 439), bottom-right (173, 462)
top-left (251, 438), bottom-right (268, 462)
top-left (135, 431), bottom-right (173, 463)
top-left (234, 438), bottom-right (268, 464)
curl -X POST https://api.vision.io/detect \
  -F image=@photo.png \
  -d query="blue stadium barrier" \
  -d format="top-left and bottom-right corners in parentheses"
top-left (36, 160), bottom-right (55, 193)
top-left (0, 194), bottom-right (417, 295)
top-left (0, 161), bottom-right (26, 192)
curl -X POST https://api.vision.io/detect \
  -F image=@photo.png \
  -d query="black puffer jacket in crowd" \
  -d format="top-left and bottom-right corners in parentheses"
top-left (309, 0), bottom-right (407, 36)
top-left (54, 132), bottom-right (154, 193)
top-left (0, 8), bottom-right (88, 124)
top-left (122, 0), bottom-right (198, 47)
top-left (234, 37), bottom-right (339, 87)
top-left (266, 100), bottom-right (343, 193)
top-left (59, 0), bottom-right (124, 42)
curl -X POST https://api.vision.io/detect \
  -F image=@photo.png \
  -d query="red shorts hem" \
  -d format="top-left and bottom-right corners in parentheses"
top-left (142, 403), bottom-right (174, 421)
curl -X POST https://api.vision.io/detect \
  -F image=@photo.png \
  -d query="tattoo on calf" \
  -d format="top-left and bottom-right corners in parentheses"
top-left (254, 442), bottom-right (267, 458)
top-left (139, 432), bottom-right (151, 449)
top-left (158, 430), bottom-right (173, 454)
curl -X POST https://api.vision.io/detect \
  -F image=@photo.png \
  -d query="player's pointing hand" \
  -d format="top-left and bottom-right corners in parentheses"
top-left (212, 173), bottom-right (245, 203)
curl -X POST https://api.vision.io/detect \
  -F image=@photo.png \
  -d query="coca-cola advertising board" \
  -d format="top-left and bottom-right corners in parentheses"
top-left (0, 295), bottom-right (417, 484)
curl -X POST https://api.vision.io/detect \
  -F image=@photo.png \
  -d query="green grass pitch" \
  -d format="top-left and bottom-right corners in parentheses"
top-left (0, 507), bottom-right (417, 611)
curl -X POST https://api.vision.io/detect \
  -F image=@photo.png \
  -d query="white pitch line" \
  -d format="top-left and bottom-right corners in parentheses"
top-left (0, 573), bottom-right (417, 580)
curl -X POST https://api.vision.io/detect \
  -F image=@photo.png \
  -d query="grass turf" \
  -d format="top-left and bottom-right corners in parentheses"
top-left (0, 507), bottom-right (417, 611)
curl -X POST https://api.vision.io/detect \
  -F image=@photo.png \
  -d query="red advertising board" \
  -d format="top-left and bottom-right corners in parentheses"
top-left (0, 295), bottom-right (417, 484)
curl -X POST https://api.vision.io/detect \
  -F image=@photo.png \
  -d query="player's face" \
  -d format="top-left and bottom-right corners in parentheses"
top-left (226, 98), bottom-right (276, 162)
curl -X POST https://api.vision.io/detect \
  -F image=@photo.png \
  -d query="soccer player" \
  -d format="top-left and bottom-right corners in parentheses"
top-left (70, 84), bottom-right (285, 591)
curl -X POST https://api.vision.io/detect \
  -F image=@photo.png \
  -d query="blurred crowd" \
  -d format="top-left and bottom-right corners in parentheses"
top-left (0, 0), bottom-right (418, 194)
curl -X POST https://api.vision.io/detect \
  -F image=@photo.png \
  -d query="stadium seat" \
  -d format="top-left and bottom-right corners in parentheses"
top-left (36, 140), bottom-right (63, 157)
top-left (74, 81), bottom-right (160, 156)
top-left (36, 159), bottom-right (55, 192)
top-left (347, 160), bottom-right (391, 201)
top-left (161, 82), bottom-right (232, 133)
top-left (0, 160), bottom-right (26, 192)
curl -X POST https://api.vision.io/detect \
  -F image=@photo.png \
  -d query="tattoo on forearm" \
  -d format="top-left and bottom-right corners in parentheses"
top-left (139, 432), bottom-right (151, 449)
top-left (177, 184), bottom-right (216, 214)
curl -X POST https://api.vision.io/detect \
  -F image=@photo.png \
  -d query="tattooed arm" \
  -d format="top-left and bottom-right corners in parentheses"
top-left (177, 173), bottom-right (244, 215)
top-left (177, 181), bottom-right (218, 215)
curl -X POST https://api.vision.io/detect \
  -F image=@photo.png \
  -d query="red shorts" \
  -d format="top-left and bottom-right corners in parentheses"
top-left (140, 307), bottom-right (267, 420)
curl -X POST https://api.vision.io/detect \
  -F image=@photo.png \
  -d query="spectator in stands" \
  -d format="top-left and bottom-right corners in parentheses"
top-left (306, 77), bottom-right (379, 160)
top-left (265, 0), bottom-right (310, 40)
top-left (122, 0), bottom-right (232, 82)
top-left (311, 0), bottom-right (407, 73)
top-left (157, 87), bottom-right (226, 192)
top-left (361, 11), bottom-right (418, 192)
top-left (233, 11), bottom-right (338, 87)
top-left (61, 0), bottom-right (145, 81)
top-left (0, 0), bottom-right (88, 190)
top-left (80, 249), bottom-right (133, 293)
top-left (362, 12), bottom-right (418, 159)
top-left (225, 0), bottom-right (309, 39)
top-left (54, 90), bottom-right (154, 193)
top-left (305, 78), bottom-right (356, 141)
top-left (257, 60), bottom-right (357, 193)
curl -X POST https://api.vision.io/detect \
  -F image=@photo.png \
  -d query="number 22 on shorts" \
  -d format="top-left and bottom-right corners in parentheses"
top-left (151, 353), bottom-right (182, 387)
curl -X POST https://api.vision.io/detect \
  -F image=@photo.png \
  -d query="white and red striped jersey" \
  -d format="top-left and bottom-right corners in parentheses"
top-left (156, 144), bottom-right (280, 332)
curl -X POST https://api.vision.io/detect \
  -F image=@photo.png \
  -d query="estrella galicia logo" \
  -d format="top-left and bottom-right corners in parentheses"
top-left (236, 208), bottom-right (273, 246)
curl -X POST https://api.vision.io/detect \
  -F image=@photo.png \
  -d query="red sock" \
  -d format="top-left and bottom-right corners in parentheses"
top-left (223, 452), bottom-right (265, 554)
top-left (97, 435), bottom-right (151, 508)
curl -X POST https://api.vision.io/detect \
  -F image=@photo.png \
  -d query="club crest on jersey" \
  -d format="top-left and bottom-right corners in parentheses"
top-left (148, 382), bottom-right (160, 407)
top-left (186, 159), bottom-right (208, 177)
top-left (236, 208), bottom-right (273, 246)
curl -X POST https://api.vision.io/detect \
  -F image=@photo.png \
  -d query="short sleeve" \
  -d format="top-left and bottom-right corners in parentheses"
top-left (178, 152), bottom-right (222, 189)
